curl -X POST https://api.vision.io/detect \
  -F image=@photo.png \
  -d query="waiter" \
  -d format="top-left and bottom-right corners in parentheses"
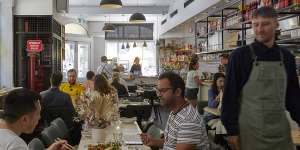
top-left (221, 6), bottom-right (300, 150)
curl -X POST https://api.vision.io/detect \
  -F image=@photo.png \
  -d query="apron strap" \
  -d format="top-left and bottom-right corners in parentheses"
top-left (249, 44), bottom-right (258, 65)
top-left (249, 44), bottom-right (284, 66)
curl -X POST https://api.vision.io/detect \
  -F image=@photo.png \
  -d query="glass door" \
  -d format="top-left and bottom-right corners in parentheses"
top-left (77, 43), bottom-right (90, 80)
top-left (63, 41), bottom-right (76, 78)
top-left (63, 41), bottom-right (90, 82)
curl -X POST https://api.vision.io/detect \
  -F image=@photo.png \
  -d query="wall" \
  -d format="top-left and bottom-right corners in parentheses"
top-left (14, 0), bottom-right (53, 15)
top-left (160, 0), bottom-right (220, 35)
top-left (0, 0), bottom-right (14, 88)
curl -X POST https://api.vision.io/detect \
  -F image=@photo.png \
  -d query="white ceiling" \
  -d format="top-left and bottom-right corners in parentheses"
top-left (66, 0), bottom-right (173, 22)
top-left (69, 0), bottom-right (174, 6)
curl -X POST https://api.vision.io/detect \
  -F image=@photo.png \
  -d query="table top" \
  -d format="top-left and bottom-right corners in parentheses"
top-left (203, 107), bottom-right (221, 116)
top-left (78, 121), bottom-right (150, 150)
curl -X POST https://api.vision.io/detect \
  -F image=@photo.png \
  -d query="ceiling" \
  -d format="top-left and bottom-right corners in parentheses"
top-left (66, 0), bottom-right (173, 22)
top-left (69, 0), bottom-right (174, 7)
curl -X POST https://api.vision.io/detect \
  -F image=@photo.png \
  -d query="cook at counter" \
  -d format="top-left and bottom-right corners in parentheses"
top-left (221, 6), bottom-right (300, 150)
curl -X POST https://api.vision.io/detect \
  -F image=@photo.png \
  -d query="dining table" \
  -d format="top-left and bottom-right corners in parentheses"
top-left (77, 120), bottom-right (150, 150)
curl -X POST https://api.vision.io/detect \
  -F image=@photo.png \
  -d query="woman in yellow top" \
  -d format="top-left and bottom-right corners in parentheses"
top-left (60, 69), bottom-right (84, 106)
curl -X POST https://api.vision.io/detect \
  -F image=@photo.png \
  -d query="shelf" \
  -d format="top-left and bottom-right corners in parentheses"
top-left (276, 37), bottom-right (300, 44)
top-left (196, 47), bottom-right (236, 55)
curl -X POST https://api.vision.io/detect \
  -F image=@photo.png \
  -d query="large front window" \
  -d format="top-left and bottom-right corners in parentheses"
top-left (105, 41), bottom-right (157, 76)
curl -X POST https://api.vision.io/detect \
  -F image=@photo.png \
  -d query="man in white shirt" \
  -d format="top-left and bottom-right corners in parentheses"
top-left (140, 72), bottom-right (209, 150)
top-left (0, 88), bottom-right (69, 150)
top-left (96, 56), bottom-right (113, 79)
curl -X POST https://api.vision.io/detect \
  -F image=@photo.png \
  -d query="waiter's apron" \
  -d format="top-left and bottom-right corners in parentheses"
top-left (238, 45), bottom-right (294, 150)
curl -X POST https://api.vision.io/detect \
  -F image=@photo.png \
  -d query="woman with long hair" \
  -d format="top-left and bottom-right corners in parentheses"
top-left (206, 73), bottom-right (225, 121)
top-left (185, 59), bottom-right (202, 107)
top-left (89, 74), bottom-right (119, 122)
top-left (130, 57), bottom-right (142, 78)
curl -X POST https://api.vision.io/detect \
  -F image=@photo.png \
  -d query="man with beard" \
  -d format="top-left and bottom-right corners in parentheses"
top-left (221, 6), bottom-right (300, 150)
top-left (140, 72), bottom-right (209, 150)
top-left (60, 69), bottom-right (84, 107)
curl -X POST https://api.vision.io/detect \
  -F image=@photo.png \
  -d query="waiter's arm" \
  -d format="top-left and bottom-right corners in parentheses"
top-left (221, 51), bottom-right (243, 136)
top-left (285, 56), bottom-right (300, 126)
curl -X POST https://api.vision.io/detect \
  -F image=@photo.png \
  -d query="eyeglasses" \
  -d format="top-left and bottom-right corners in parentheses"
top-left (155, 87), bottom-right (173, 95)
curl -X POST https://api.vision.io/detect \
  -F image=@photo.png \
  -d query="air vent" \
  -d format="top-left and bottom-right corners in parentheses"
top-left (170, 10), bottom-right (178, 18)
top-left (184, 0), bottom-right (194, 8)
top-left (161, 19), bottom-right (167, 25)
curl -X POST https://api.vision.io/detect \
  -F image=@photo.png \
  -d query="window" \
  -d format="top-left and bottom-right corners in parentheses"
top-left (106, 41), bottom-right (157, 76)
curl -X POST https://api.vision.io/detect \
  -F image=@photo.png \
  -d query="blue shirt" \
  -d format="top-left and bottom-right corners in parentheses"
top-left (221, 40), bottom-right (300, 136)
top-left (208, 88), bottom-right (219, 108)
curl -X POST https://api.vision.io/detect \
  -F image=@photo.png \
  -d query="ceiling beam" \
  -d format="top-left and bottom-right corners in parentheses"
top-left (69, 5), bottom-right (169, 14)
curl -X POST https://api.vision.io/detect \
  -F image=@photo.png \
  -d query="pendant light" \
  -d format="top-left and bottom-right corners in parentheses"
top-left (143, 41), bottom-right (147, 47)
top-left (129, 0), bottom-right (146, 22)
top-left (102, 15), bottom-right (115, 32)
top-left (126, 42), bottom-right (130, 49)
top-left (100, 0), bottom-right (123, 9)
top-left (121, 43), bottom-right (125, 49)
top-left (133, 41), bottom-right (137, 47)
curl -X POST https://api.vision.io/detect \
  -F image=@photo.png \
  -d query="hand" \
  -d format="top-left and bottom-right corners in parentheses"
top-left (228, 136), bottom-right (240, 150)
top-left (140, 133), bottom-right (155, 147)
top-left (47, 140), bottom-right (70, 150)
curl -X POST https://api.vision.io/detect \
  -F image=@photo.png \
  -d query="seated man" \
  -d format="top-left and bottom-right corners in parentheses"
top-left (60, 69), bottom-right (84, 107)
top-left (40, 71), bottom-right (76, 129)
top-left (0, 88), bottom-right (69, 150)
top-left (41, 71), bottom-right (81, 146)
top-left (140, 72), bottom-right (209, 150)
top-left (111, 72), bottom-right (128, 97)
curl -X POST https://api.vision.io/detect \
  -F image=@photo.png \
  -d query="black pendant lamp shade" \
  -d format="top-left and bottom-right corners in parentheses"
top-left (126, 42), bottom-right (130, 48)
top-left (100, 0), bottom-right (123, 9)
top-left (133, 42), bottom-right (137, 47)
top-left (102, 24), bottom-right (115, 32)
top-left (129, 13), bottom-right (146, 22)
top-left (143, 41), bottom-right (147, 47)
top-left (121, 43), bottom-right (125, 49)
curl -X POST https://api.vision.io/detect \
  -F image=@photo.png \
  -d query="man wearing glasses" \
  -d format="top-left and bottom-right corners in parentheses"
top-left (60, 69), bottom-right (84, 107)
top-left (140, 72), bottom-right (209, 150)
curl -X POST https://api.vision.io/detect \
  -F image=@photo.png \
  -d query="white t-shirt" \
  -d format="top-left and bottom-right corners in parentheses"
top-left (0, 129), bottom-right (29, 150)
top-left (185, 70), bottom-right (200, 89)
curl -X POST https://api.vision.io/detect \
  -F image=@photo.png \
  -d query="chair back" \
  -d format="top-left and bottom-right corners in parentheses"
top-left (40, 125), bottom-right (61, 147)
top-left (28, 138), bottom-right (45, 150)
top-left (51, 117), bottom-right (69, 138)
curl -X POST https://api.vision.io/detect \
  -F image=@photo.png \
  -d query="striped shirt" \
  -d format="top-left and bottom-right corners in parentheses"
top-left (163, 104), bottom-right (209, 150)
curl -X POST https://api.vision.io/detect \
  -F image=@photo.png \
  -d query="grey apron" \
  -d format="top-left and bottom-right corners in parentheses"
top-left (238, 44), bottom-right (294, 150)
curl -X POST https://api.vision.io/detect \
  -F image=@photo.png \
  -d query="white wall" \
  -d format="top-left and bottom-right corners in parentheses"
top-left (14, 0), bottom-right (53, 15)
top-left (87, 21), bottom-right (106, 72)
top-left (160, 0), bottom-right (220, 35)
top-left (0, 0), bottom-right (14, 88)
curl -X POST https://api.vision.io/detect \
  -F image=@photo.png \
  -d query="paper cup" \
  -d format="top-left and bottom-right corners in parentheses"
top-left (91, 128), bottom-right (107, 144)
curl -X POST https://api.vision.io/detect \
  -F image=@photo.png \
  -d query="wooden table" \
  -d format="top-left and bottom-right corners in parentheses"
top-left (203, 107), bottom-right (221, 116)
top-left (78, 121), bottom-right (150, 150)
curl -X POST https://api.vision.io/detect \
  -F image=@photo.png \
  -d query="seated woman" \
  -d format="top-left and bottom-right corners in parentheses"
top-left (111, 72), bottom-right (129, 97)
top-left (83, 71), bottom-right (95, 93)
top-left (205, 73), bottom-right (225, 122)
top-left (89, 74), bottom-right (119, 122)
